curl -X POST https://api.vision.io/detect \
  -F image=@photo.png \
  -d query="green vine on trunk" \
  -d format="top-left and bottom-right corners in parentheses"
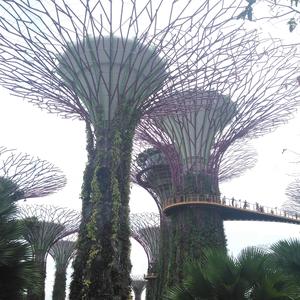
top-left (70, 123), bottom-right (95, 299)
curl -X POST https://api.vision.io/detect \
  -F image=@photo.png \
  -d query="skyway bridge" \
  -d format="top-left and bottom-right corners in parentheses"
top-left (163, 195), bottom-right (300, 225)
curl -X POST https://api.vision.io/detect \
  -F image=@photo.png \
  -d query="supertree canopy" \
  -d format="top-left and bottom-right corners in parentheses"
top-left (0, 1), bottom-right (257, 298)
top-left (131, 275), bottom-right (146, 300)
top-left (49, 239), bottom-right (76, 300)
top-left (56, 36), bottom-right (167, 126)
top-left (18, 205), bottom-right (80, 300)
top-left (158, 91), bottom-right (237, 175)
top-left (130, 212), bottom-right (160, 299)
top-left (0, 147), bottom-right (66, 201)
top-left (132, 14), bottom-right (300, 289)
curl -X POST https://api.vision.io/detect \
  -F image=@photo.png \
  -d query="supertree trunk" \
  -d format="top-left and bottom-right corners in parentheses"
top-left (166, 207), bottom-right (226, 288)
top-left (50, 240), bottom-right (76, 300)
top-left (69, 124), bottom-right (95, 298)
top-left (52, 267), bottom-right (67, 300)
top-left (117, 128), bottom-right (136, 298)
top-left (156, 216), bottom-right (172, 299)
top-left (134, 294), bottom-right (142, 300)
top-left (27, 252), bottom-right (46, 300)
top-left (76, 122), bottom-right (136, 299)
top-left (146, 278), bottom-right (157, 300)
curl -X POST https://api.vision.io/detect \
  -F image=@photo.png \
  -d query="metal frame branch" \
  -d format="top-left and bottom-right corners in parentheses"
top-left (0, 147), bottom-right (66, 200)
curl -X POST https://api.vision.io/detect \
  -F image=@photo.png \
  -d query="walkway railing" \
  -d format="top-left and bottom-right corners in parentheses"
top-left (163, 195), bottom-right (300, 221)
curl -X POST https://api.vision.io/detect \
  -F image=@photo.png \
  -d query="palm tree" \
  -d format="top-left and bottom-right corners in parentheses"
top-left (270, 239), bottom-right (300, 285)
top-left (0, 179), bottom-right (41, 299)
top-left (165, 247), bottom-right (298, 300)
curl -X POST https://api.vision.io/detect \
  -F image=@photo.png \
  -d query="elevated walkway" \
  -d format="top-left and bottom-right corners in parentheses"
top-left (163, 196), bottom-right (300, 225)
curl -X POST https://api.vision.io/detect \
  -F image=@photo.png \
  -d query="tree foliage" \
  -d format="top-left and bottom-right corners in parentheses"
top-left (0, 181), bottom-right (41, 299)
top-left (165, 246), bottom-right (300, 300)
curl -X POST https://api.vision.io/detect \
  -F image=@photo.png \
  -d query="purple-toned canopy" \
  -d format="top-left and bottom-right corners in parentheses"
top-left (134, 35), bottom-right (300, 199)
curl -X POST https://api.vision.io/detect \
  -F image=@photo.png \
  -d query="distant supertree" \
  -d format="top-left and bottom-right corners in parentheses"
top-left (130, 213), bottom-right (160, 300)
top-left (131, 276), bottom-right (146, 300)
top-left (134, 29), bottom-right (300, 287)
top-left (49, 239), bottom-right (76, 300)
top-left (284, 179), bottom-right (300, 213)
top-left (18, 205), bottom-right (80, 300)
top-left (0, 1), bottom-right (254, 297)
top-left (0, 147), bottom-right (66, 201)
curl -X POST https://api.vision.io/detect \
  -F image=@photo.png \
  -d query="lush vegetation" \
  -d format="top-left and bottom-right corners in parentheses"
top-left (0, 179), bottom-right (40, 299)
top-left (165, 240), bottom-right (300, 300)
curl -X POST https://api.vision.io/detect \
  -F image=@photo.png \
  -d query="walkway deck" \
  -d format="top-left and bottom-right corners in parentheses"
top-left (163, 196), bottom-right (300, 225)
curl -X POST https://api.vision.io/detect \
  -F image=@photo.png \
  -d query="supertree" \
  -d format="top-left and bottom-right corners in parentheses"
top-left (130, 212), bottom-right (160, 300)
top-left (49, 239), bottom-right (76, 300)
top-left (131, 276), bottom-right (146, 300)
top-left (0, 1), bottom-right (254, 298)
top-left (18, 205), bottom-right (80, 300)
top-left (0, 147), bottom-right (66, 201)
top-left (133, 27), bottom-right (300, 288)
top-left (284, 179), bottom-right (300, 213)
top-left (131, 140), bottom-right (257, 295)
top-left (131, 140), bottom-right (256, 296)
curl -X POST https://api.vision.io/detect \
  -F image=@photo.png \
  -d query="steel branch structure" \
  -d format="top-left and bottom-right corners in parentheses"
top-left (138, 72), bottom-right (300, 200)
top-left (0, 0), bottom-right (249, 122)
top-left (0, 147), bottom-right (66, 201)
top-left (131, 276), bottom-right (146, 300)
top-left (49, 240), bottom-right (76, 300)
top-left (18, 205), bottom-right (80, 300)
top-left (0, 1), bottom-right (259, 298)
